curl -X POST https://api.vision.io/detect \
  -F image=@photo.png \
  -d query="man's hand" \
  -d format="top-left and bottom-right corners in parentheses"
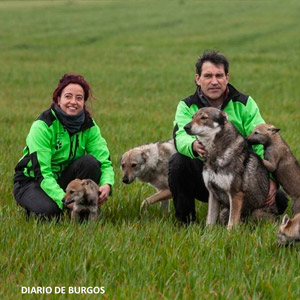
top-left (98, 184), bottom-right (111, 206)
top-left (265, 179), bottom-right (277, 206)
top-left (66, 202), bottom-right (74, 210)
top-left (193, 140), bottom-right (207, 158)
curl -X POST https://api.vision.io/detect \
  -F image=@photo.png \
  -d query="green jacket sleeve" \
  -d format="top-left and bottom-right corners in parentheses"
top-left (26, 121), bottom-right (65, 209)
top-left (173, 101), bottom-right (198, 159)
top-left (242, 96), bottom-right (265, 158)
top-left (85, 122), bottom-right (114, 187)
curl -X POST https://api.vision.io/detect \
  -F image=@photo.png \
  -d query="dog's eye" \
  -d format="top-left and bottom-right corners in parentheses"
top-left (121, 164), bottom-right (125, 169)
top-left (69, 190), bottom-right (75, 194)
top-left (201, 116), bottom-right (208, 120)
top-left (254, 131), bottom-right (259, 135)
top-left (131, 164), bottom-right (137, 168)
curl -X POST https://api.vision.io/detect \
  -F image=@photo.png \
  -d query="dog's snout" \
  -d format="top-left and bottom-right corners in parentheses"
top-left (122, 176), bottom-right (129, 184)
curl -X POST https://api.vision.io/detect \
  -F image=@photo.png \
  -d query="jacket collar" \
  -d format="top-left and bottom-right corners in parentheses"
top-left (195, 83), bottom-right (239, 109)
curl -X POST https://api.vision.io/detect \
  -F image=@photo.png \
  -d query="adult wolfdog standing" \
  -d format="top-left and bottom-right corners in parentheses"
top-left (184, 107), bottom-right (278, 229)
top-left (120, 140), bottom-right (176, 212)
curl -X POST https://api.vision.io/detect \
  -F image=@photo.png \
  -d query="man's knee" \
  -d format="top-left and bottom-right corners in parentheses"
top-left (169, 154), bottom-right (186, 190)
top-left (169, 153), bottom-right (203, 186)
top-left (169, 153), bottom-right (191, 171)
top-left (169, 153), bottom-right (190, 183)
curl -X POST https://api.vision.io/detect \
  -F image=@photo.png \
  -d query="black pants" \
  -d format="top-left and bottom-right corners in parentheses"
top-left (13, 155), bottom-right (101, 219)
top-left (168, 153), bottom-right (288, 224)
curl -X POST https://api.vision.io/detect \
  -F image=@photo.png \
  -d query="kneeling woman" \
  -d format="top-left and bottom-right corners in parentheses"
top-left (13, 73), bottom-right (114, 219)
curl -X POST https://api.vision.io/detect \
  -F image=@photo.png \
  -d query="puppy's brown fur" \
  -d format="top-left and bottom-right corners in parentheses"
top-left (247, 124), bottom-right (300, 215)
top-left (63, 179), bottom-right (99, 222)
top-left (278, 213), bottom-right (300, 245)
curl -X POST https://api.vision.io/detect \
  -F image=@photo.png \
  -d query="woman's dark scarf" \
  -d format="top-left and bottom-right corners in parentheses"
top-left (53, 105), bottom-right (85, 134)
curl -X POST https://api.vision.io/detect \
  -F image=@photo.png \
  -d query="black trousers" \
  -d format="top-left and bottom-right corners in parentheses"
top-left (168, 153), bottom-right (288, 224)
top-left (13, 155), bottom-right (101, 219)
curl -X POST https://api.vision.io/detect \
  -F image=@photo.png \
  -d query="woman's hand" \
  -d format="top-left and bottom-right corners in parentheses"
top-left (98, 184), bottom-right (111, 206)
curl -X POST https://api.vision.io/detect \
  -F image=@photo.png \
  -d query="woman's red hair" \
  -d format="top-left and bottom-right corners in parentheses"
top-left (51, 73), bottom-right (93, 116)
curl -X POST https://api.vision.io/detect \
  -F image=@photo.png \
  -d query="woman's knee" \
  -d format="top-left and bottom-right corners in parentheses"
top-left (77, 155), bottom-right (101, 173)
top-left (14, 181), bottom-right (63, 218)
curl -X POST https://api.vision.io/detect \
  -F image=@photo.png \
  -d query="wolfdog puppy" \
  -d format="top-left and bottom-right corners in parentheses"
top-left (120, 139), bottom-right (176, 213)
top-left (63, 179), bottom-right (99, 222)
top-left (247, 123), bottom-right (300, 215)
top-left (278, 213), bottom-right (300, 245)
top-left (184, 107), bottom-right (276, 230)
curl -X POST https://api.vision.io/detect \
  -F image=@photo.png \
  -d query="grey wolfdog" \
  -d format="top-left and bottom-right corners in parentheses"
top-left (63, 179), bottom-right (99, 222)
top-left (184, 107), bottom-right (277, 230)
top-left (247, 123), bottom-right (300, 215)
top-left (120, 139), bottom-right (176, 213)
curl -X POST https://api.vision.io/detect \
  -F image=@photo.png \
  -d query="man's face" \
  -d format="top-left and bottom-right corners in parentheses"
top-left (195, 61), bottom-right (229, 102)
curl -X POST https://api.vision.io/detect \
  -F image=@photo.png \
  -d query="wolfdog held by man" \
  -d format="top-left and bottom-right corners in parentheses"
top-left (63, 179), bottom-right (99, 222)
top-left (184, 107), bottom-right (278, 230)
top-left (120, 140), bottom-right (177, 213)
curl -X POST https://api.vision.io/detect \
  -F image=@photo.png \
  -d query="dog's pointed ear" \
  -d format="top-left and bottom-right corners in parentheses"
top-left (282, 214), bottom-right (290, 226)
top-left (222, 111), bottom-right (229, 121)
top-left (141, 149), bottom-right (151, 161)
top-left (273, 127), bottom-right (280, 134)
top-left (268, 126), bottom-right (280, 134)
top-left (81, 179), bottom-right (89, 193)
top-left (218, 111), bottom-right (228, 125)
top-left (82, 179), bottom-right (98, 196)
top-left (82, 179), bottom-right (92, 186)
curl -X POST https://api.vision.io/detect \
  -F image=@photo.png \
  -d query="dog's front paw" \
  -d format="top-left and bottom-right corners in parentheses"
top-left (140, 199), bottom-right (150, 214)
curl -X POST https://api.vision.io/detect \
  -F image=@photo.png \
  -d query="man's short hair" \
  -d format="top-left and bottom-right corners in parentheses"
top-left (195, 50), bottom-right (229, 75)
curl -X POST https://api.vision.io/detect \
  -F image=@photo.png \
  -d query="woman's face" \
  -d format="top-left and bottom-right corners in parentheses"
top-left (57, 83), bottom-right (85, 116)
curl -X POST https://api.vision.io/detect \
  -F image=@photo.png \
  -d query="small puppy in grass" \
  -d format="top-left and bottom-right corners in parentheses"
top-left (278, 213), bottom-right (300, 245)
top-left (63, 179), bottom-right (99, 222)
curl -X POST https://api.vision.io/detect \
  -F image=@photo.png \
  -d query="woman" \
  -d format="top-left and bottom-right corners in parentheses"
top-left (13, 73), bottom-right (114, 218)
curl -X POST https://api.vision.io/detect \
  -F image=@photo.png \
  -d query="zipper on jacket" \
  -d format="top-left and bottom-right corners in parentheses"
top-left (67, 134), bottom-right (74, 161)
top-left (73, 135), bottom-right (79, 159)
top-left (67, 133), bottom-right (79, 161)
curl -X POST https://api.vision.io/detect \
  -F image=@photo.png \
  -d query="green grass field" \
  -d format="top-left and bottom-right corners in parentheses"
top-left (0, 0), bottom-right (300, 299)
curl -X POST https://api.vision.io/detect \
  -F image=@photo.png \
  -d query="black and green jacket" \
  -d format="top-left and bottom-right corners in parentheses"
top-left (173, 83), bottom-right (265, 158)
top-left (14, 109), bottom-right (114, 210)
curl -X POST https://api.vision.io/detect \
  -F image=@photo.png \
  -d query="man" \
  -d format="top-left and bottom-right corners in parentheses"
top-left (169, 50), bottom-right (288, 224)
